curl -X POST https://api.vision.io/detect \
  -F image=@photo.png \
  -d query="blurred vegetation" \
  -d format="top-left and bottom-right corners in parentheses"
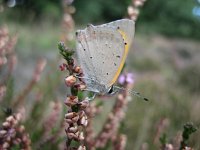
top-left (138, 0), bottom-right (200, 39)
top-left (1, 0), bottom-right (200, 149)
top-left (1, 0), bottom-right (200, 39)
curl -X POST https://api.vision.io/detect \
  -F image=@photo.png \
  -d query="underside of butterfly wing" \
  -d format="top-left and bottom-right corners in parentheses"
top-left (76, 24), bottom-right (125, 94)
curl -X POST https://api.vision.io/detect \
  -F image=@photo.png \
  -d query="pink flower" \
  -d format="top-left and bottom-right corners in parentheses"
top-left (118, 73), bottom-right (135, 85)
top-left (126, 73), bottom-right (135, 84)
top-left (118, 74), bottom-right (126, 85)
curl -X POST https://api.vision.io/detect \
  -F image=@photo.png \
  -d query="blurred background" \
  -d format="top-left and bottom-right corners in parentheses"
top-left (0, 0), bottom-right (200, 149)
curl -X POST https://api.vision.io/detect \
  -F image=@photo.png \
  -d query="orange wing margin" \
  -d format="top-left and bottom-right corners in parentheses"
top-left (109, 30), bottom-right (131, 86)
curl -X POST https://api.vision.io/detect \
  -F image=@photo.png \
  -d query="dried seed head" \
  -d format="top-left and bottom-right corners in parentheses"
top-left (65, 75), bottom-right (76, 86)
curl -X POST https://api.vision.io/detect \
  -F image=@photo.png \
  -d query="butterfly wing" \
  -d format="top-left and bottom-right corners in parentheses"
top-left (76, 25), bottom-right (125, 92)
top-left (100, 19), bottom-right (135, 86)
top-left (101, 19), bottom-right (135, 46)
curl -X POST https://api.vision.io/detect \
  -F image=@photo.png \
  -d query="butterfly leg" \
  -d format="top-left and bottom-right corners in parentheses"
top-left (85, 93), bottom-right (97, 101)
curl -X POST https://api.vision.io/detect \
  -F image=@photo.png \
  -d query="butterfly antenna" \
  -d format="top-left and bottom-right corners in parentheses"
top-left (114, 86), bottom-right (149, 101)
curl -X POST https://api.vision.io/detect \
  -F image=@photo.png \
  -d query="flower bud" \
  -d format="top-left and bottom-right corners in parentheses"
top-left (78, 115), bottom-right (88, 127)
top-left (15, 113), bottom-right (22, 121)
top-left (72, 115), bottom-right (79, 122)
top-left (6, 116), bottom-right (14, 122)
top-left (65, 112), bottom-right (75, 119)
top-left (65, 75), bottom-right (76, 86)
top-left (78, 111), bottom-right (86, 118)
top-left (134, 0), bottom-right (143, 7)
top-left (64, 96), bottom-right (78, 107)
top-left (78, 132), bottom-right (84, 141)
top-left (59, 63), bottom-right (67, 71)
top-left (79, 84), bottom-right (86, 90)
top-left (65, 119), bottom-right (73, 124)
top-left (165, 144), bottom-right (173, 150)
top-left (67, 132), bottom-right (78, 140)
top-left (13, 138), bottom-right (21, 145)
top-left (127, 6), bottom-right (139, 21)
top-left (18, 125), bottom-right (25, 133)
top-left (0, 57), bottom-right (7, 65)
top-left (3, 142), bottom-right (9, 149)
top-left (78, 100), bottom-right (89, 110)
top-left (74, 66), bottom-right (82, 73)
top-left (6, 136), bottom-right (11, 142)
top-left (105, 123), bottom-right (111, 130)
top-left (68, 126), bottom-right (78, 133)
top-left (78, 145), bottom-right (86, 150)
top-left (117, 94), bottom-right (124, 101)
top-left (2, 122), bottom-right (10, 128)
top-left (12, 120), bottom-right (18, 126)
top-left (0, 130), bottom-right (7, 136)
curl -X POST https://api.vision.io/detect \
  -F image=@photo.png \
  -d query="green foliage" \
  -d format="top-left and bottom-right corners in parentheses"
top-left (2, 0), bottom-right (200, 39)
top-left (138, 0), bottom-right (200, 39)
top-left (58, 42), bottom-right (74, 63)
top-left (178, 65), bottom-right (200, 94)
top-left (130, 58), bottom-right (161, 72)
top-left (159, 133), bottom-right (167, 146)
top-left (73, 0), bottom-right (128, 24)
top-left (2, 0), bottom-right (62, 22)
top-left (180, 122), bottom-right (197, 149)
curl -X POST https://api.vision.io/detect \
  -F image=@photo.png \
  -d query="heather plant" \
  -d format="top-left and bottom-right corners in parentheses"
top-left (0, 0), bottom-right (199, 150)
